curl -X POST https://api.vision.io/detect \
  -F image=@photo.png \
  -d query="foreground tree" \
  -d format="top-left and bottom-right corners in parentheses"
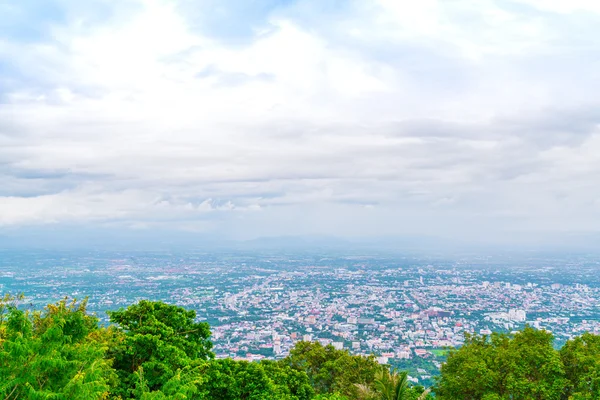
top-left (560, 332), bottom-right (600, 399)
top-left (7, 295), bottom-right (600, 400)
top-left (313, 394), bottom-right (349, 400)
top-left (435, 326), bottom-right (567, 399)
top-left (282, 340), bottom-right (382, 398)
top-left (0, 296), bottom-right (116, 399)
top-left (356, 369), bottom-right (433, 400)
top-left (374, 369), bottom-right (409, 400)
top-left (132, 365), bottom-right (204, 399)
top-left (197, 358), bottom-right (279, 399)
top-left (260, 359), bottom-right (314, 400)
top-left (108, 300), bottom-right (214, 397)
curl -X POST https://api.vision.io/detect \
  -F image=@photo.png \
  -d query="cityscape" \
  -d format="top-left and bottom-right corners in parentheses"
top-left (2, 248), bottom-right (599, 386)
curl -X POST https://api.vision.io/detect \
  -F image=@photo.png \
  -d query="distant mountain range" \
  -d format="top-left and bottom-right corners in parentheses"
top-left (2, 226), bottom-right (600, 255)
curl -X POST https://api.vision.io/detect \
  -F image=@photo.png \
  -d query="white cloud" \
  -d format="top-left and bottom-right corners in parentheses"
top-left (514, 0), bottom-right (600, 14)
top-left (1, 0), bottom-right (600, 241)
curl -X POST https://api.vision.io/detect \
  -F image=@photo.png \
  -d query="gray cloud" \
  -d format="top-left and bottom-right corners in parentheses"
top-left (0, 0), bottom-right (599, 243)
top-left (195, 64), bottom-right (275, 87)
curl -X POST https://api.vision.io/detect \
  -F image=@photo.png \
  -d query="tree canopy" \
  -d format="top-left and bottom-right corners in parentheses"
top-left (107, 300), bottom-right (213, 397)
top-left (435, 326), bottom-right (576, 399)
top-left (0, 295), bottom-right (115, 399)
top-left (1, 295), bottom-right (600, 400)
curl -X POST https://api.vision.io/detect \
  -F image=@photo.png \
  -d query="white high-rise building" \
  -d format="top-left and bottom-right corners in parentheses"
top-left (397, 350), bottom-right (411, 359)
top-left (377, 356), bottom-right (389, 364)
top-left (508, 309), bottom-right (526, 322)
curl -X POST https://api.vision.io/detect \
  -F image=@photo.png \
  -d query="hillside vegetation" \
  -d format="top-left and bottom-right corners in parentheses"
top-left (0, 295), bottom-right (598, 399)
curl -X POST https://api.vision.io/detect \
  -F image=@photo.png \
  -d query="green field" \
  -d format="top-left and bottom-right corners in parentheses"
top-left (431, 349), bottom-right (451, 357)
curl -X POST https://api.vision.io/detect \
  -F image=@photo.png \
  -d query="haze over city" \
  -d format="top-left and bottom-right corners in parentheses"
top-left (1, 0), bottom-right (600, 249)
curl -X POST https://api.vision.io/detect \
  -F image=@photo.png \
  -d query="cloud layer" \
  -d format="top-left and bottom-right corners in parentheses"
top-left (1, 0), bottom-right (600, 241)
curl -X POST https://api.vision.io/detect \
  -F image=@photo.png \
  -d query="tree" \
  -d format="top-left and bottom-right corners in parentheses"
top-left (435, 326), bottom-right (567, 400)
top-left (560, 332), bottom-right (600, 399)
top-left (313, 394), bottom-right (350, 400)
top-left (282, 341), bottom-right (382, 398)
top-left (356, 369), bottom-right (433, 400)
top-left (132, 365), bottom-right (204, 399)
top-left (0, 297), bottom-right (116, 399)
top-left (197, 358), bottom-right (278, 399)
top-left (10, 296), bottom-right (600, 400)
top-left (374, 369), bottom-right (409, 400)
top-left (260, 359), bottom-right (314, 400)
top-left (108, 300), bottom-right (213, 397)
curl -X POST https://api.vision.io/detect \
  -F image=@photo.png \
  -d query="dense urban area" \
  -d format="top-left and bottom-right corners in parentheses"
top-left (2, 248), bottom-right (600, 385)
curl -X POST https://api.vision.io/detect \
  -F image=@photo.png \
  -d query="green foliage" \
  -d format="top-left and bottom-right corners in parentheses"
top-left (107, 300), bottom-right (213, 397)
top-left (435, 326), bottom-right (567, 399)
top-left (197, 358), bottom-right (279, 399)
top-left (312, 394), bottom-right (349, 400)
top-left (132, 365), bottom-right (204, 399)
top-left (373, 368), bottom-right (409, 400)
top-left (0, 296), bottom-right (115, 400)
top-left (261, 359), bottom-right (314, 400)
top-left (356, 369), bottom-right (433, 400)
top-left (284, 342), bottom-right (432, 400)
top-left (282, 340), bottom-right (382, 398)
top-left (8, 295), bottom-right (600, 400)
top-left (560, 332), bottom-right (600, 399)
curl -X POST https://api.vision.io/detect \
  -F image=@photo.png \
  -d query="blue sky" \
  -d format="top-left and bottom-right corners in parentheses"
top-left (1, 0), bottom-right (600, 246)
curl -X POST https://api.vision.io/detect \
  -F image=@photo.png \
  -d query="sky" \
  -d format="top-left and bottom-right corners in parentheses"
top-left (1, 0), bottom-right (600, 247)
